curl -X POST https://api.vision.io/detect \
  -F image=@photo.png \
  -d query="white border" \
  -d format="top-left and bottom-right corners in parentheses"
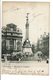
top-left (2, 0), bottom-right (50, 2)
top-left (1, 0), bottom-right (53, 80)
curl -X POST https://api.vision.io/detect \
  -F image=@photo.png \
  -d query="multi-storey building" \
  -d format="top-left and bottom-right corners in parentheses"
top-left (2, 23), bottom-right (23, 60)
top-left (37, 32), bottom-right (49, 58)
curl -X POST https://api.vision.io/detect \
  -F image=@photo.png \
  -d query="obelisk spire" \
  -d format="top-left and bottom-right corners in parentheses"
top-left (26, 13), bottom-right (29, 40)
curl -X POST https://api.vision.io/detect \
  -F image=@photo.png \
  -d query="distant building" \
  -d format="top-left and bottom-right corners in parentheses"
top-left (39, 32), bottom-right (49, 49)
top-left (2, 23), bottom-right (23, 59)
top-left (37, 32), bottom-right (49, 57)
top-left (39, 35), bottom-right (43, 49)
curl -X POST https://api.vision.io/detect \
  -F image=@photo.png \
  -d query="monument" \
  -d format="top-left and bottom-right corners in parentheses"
top-left (23, 13), bottom-right (33, 56)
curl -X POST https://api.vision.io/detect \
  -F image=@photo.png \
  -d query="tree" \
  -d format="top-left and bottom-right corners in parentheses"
top-left (32, 44), bottom-right (36, 54)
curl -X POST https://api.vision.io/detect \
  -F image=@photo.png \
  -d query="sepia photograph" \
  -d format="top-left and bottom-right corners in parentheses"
top-left (1, 2), bottom-right (50, 75)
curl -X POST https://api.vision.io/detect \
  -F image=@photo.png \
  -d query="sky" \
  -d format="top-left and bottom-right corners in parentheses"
top-left (2, 2), bottom-right (50, 44)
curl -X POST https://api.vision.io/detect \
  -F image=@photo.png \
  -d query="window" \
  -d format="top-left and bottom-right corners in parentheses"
top-left (11, 28), bottom-right (13, 32)
top-left (10, 39), bottom-right (14, 50)
top-left (7, 33), bottom-right (11, 35)
top-left (17, 41), bottom-right (21, 51)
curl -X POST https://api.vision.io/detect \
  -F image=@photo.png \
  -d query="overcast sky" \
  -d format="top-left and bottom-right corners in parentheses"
top-left (2, 2), bottom-right (50, 44)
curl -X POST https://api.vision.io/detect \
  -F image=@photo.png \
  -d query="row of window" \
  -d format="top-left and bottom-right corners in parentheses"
top-left (2, 40), bottom-right (22, 51)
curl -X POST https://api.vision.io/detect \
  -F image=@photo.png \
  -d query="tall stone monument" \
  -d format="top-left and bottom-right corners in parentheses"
top-left (23, 13), bottom-right (33, 56)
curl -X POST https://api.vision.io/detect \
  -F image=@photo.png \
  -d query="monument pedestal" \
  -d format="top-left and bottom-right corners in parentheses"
top-left (23, 39), bottom-right (33, 56)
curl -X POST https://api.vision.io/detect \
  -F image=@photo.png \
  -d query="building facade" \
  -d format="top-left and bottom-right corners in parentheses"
top-left (37, 32), bottom-right (49, 58)
top-left (2, 23), bottom-right (23, 60)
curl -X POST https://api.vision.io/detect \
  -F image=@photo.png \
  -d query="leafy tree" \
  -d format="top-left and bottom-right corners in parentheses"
top-left (32, 44), bottom-right (37, 54)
